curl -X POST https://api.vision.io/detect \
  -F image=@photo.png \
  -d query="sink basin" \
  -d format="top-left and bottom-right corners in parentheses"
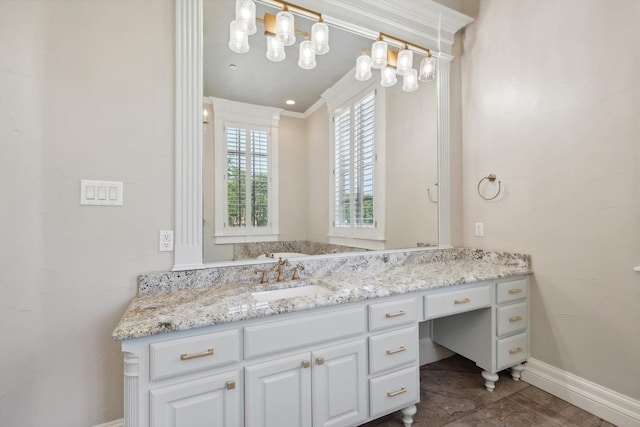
top-left (251, 284), bottom-right (332, 302)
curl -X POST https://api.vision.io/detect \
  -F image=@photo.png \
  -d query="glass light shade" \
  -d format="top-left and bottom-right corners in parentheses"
top-left (311, 22), bottom-right (330, 55)
top-left (266, 36), bottom-right (285, 62)
top-left (418, 56), bottom-right (437, 82)
top-left (354, 54), bottom-right (372, 81)
top-left (396, 48), bottom-right (413, 76)
top-left (402, 69), bottom-right (419, 92)
top-left (228, 20), bottom-right (249, 53)
top-left (380, 66), bottom-right (397, 87)
top-left (275, 10), bottom-right (296, 46)
top-left (370, 40), bottom-right (388, 69)
top-left (235, 0), bottom-right (257, 35)
top-left (298, 39), bottom-right (316, 70)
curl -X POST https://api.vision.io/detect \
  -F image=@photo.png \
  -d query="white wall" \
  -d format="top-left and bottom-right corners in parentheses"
top-left (305, 106), bottom-right (331, 243)
top-left (385, 83), bottom-right (439, 248)
top-left (461, 0), bottom-right (640, 399)
top-left (0, 1), bottom-right (174, 426)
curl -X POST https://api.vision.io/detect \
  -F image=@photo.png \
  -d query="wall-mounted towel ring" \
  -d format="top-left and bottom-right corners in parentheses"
top-left (477, 174), bottom-right (502, 200)
top-left (427, 183), bottom-right (438, 203)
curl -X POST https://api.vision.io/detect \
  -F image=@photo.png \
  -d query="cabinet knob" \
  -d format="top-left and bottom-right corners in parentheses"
top-left (226, 380), bottom-right (236, 390)
top-left (316, 357), bottom-right (324, 365)
top-left (301, 360), bottom-right (311, 369)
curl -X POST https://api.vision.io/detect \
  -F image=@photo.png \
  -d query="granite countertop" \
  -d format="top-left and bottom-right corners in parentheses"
top-left (113, 248), bottom-right (532, 341)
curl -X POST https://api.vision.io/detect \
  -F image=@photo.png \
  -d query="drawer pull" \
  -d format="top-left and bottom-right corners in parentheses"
top-left (509, 347), bottom-right (523, 355)
top-left (301, 360), bottom-right (311, 369)
top-left (180, 348), bottom-right (214, 361)
top-left (509, 315), bottom-right (523, 323)
top-left (454, 298), bottom-right (470, 305)
top-left (386, 346), bottom-right (407, 355)
top-left (226, 380), bottom-right (236, 390)
top-left (387, 387), bottom-right (408, 397)
top-left (316, 357), bottom-right (324, 365)
top-left (508, 288), bottom-right (523, 295)
top-left (385, 310), bottom-right (406, 318)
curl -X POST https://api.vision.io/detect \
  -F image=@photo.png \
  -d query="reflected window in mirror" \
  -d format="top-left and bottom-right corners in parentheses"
top-left (211, 97), bottom-right (283, 244)
top-left (329, 83), bottom-right (386, 249)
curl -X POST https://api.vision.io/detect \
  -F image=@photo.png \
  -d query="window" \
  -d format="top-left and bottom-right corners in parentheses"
top-left (225, 125), bottom-right (270, 229)
top-left (330, 87), bottom-right (384, 245)
top-left (211, 97), bottom-right (280, 243)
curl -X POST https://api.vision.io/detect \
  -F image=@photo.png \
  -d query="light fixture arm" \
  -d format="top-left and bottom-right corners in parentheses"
top-left (271, 0), bottom-right (322, 21)
top-left (378, 32), bottom-right (431, 57)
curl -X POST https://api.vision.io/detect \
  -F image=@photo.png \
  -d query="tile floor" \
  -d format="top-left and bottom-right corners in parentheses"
top-left (362, 355), bottom-right (616, 427)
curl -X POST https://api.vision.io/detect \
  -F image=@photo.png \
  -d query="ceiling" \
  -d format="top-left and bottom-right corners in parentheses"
top-left (203, 0), bottom-right (372, 113)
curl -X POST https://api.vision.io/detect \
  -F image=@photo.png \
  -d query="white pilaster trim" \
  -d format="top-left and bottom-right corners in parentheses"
top-left (123, 352), bottom-right (140, 427)
top-left (523, 358), bottom-right (640, 427)
top-left (437, 55), bottom-right (452, 247)
top-left (174, 0), bottom-right (204, 269)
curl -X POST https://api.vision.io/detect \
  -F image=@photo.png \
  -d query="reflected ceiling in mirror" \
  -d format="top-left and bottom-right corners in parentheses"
top-left (204, 1), bottom-right (371, 113)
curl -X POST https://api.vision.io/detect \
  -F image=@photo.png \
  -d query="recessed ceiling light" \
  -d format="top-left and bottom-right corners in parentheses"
top-left (229, 64), bottom-right (237, 69)
top-left (285, 99), bottom-right (296, 105)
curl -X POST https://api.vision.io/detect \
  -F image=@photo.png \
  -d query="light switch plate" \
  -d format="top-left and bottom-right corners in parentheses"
top-left (475, 222), bottom-right (484, 237)
top-left (81, 180), bottom-right (123, 206)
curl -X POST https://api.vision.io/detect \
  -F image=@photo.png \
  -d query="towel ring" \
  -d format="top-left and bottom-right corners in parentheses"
top-left (427, 183), bottom-right (438, 203)
top-left (477, 174), bottom-right (501, 201)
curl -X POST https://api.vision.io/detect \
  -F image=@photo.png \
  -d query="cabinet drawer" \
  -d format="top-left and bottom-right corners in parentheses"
top-left (369, 326), bottom-right (418, 375)
top-left (150, 329), bottom-right (240, 381)
top-left (424, 285), bottom-right (491, 320)
top-left (244, 307), bottom-right (366, 359)
top-left (496, 302), bottom-right (528, 337)
top-left (368, 297), bottom-right (418, 332)
top-left (496, 332), bottom-right (528, 370)
top-left (496, 277), bottom-right (528, 304)
top-left (369, 366), bottom-right (420, 418)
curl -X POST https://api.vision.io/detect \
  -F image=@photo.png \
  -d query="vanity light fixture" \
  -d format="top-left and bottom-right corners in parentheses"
top-left (356, 32), bottom-right (437, 92)
top-left (203, 109), bottom-right (209, 133)
top-left (228, 0), bottom-right (329, 71)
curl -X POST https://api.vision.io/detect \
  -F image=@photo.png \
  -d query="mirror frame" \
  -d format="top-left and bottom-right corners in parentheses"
top-left (173, 0), bottom-right (473, 270)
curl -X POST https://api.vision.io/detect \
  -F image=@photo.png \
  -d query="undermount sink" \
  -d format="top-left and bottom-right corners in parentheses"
top-left (251, 283), bottom-right (332, 302)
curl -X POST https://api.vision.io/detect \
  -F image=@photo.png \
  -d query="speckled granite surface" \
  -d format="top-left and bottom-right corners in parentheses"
top-left (113, 248), bottom-right (531, 341)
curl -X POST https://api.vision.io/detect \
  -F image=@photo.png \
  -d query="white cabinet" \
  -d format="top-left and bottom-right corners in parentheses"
top-left (431, 277), bottom-right (530, 391)
top-left (245, 352), bottom-right (312, 427)
top-left (245, 340), bottom-right (368, 427)
top-left (150, 370), bottom-right (240, 427)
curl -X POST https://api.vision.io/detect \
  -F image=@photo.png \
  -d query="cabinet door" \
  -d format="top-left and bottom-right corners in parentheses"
top-left (312, 340), bottom-right (368, 427)
top-left (245, 352), bottom-right (312, 427)
top-left (150, 370), bottom-right (240, 427)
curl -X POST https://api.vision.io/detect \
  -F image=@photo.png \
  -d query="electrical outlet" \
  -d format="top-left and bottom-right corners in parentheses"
top-left (159, 230), bottom-right (174, 251)
top-left (475, 222), bottom-right (484, 237)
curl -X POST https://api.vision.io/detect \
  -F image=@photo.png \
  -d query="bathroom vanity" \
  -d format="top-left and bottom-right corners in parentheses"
top-left (114, 248), bottom-right (531, 427)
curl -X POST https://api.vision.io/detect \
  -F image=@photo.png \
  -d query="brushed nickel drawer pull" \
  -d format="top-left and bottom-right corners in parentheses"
top-left (508, 288), bottom-right (523, 294)
top-left (301, 360), bottom-right (311, 369)
top-left (385, 310), bottom-right (406, 318)
top-left (509, 315), bottom-right (523, 323)
top-left (180, 348), bottom-right (214, 361)
top-left (316, 357), bottom-right (324, 365)
top-left (454, 298), bottom-right (470, 304)
top-left (386, 346), bottom-right (407, 355)
top-left (387, 387), bottom-right (407, 397)
top-left (509, 347), bottom-right (523, 355)
top-left (226, 380), bottom-right (236, 390)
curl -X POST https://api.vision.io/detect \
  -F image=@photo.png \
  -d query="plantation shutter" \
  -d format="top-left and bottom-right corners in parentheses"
top-left (333, 90), bottom-right (376, 229)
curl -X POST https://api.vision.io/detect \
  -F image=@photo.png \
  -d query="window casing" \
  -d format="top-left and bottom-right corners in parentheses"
top-left (211, 98), bottom-right (281, 243)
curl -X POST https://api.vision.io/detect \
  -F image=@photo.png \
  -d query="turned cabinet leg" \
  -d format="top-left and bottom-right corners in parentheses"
top-left (481, 370), bottom-right (499, 392)
top-left (400, 404), bottom-right (417, 427)
top-left (510, 363), bottom-right (525, 381)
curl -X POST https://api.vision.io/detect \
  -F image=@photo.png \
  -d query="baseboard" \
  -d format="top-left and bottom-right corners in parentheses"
top-left (93, 419), bottom-right (124, 427)
top-left (523, 358), bottom-right (640, 427)
top-left (419, 336), bottom-right (454, 366)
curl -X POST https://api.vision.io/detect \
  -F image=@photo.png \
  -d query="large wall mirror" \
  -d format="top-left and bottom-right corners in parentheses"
top-left (174, 0), bottom-right (472, 269)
